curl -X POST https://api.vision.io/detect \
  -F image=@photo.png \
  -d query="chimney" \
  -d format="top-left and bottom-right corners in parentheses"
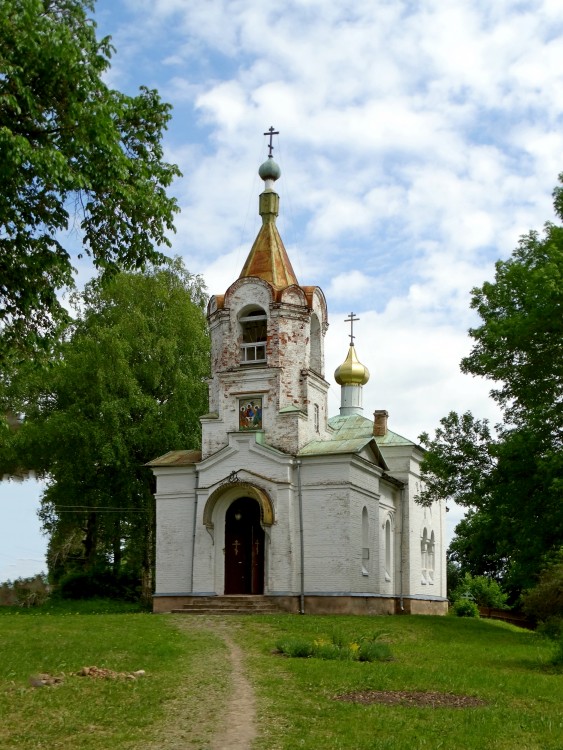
top-left (373, 410), bottom-right (388, 437)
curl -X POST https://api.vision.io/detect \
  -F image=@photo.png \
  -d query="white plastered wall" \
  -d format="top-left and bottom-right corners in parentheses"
top-left (153, 466), bottom-right (197, 595)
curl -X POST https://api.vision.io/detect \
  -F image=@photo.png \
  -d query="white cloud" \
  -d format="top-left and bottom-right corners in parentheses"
top-left (196, 81), bottom-right (250, 129)
top-left (327, 271), bottom-right (377, 302)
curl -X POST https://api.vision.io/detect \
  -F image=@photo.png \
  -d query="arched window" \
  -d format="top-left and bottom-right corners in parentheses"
top-left (314, 404), bottom-right (319, 432)
top-left (421, 528), bottom-right (428, 585)
top-left (239, 306), bottom-right (267, 364)
top-left (428, 531), bottom-right (435, 584)
top-left (362, 506), bottom-right (369, 576)
top-left (310, 313), bottom-right (322, 374)
top-left (385, 519), bottom-right (392, 582)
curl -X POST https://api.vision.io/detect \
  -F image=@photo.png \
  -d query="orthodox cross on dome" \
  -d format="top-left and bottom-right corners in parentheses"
top-left (345, 312), bottom-right (360, 345)
top-left (264, 126), bottom-right (279, 157)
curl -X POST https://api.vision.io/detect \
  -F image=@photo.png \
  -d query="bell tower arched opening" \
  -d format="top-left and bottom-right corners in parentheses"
top-left (310, 312), bottom-right (322, 374)
top-left (239, 305), bottom-right (267, 364)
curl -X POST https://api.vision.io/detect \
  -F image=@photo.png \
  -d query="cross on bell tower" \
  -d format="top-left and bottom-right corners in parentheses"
top-left (264, 126), bottom-right (279, 157)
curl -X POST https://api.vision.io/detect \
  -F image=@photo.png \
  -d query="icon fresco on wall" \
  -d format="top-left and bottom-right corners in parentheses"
top-left (239, 398), bottom-right (262, 430)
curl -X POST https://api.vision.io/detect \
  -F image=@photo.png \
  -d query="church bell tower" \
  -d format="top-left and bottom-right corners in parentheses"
top-left (202, 133), bottom-right (330, 458)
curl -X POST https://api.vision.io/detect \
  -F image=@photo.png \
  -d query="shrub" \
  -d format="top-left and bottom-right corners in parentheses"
top-left (521, 552), bottom-right (563, 625)
top-left (0, 574), bottom-right (49, 607)
top-left (314, 642), bottom-right (343, 660)
top-left (276, 632), bottom-right (393, 662)
top-left (56, 565), bottom-right (141, 601)
top-left (452, 599), bottom-right (480, 618)
top-left (357, 640), bottom-right (393, 662)
top-left (537, 617), bottom-right (563, 641)
top-left (469, 576), bottom-right (508, 609)
top-left (450, 573), bottom-right (508, 609)
top-left (275, 638), bottom-right (313, 658)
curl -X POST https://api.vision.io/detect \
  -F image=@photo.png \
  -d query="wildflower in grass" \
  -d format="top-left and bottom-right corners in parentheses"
top-left (312, 637), bottom-right (330, 648)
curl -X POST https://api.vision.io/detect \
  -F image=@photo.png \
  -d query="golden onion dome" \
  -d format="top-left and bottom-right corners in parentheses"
top-left (334, 345), bottom-right (370, 386)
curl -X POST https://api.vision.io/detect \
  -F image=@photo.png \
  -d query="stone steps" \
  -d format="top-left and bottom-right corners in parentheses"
top-left (171, 595), bottom-right (288, 615)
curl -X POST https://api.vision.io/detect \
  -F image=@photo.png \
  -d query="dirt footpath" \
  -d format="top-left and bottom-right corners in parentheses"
top-left (210, 627), bottom-right (257, 750)
top-left (146, 617), bottom-right (257, 750)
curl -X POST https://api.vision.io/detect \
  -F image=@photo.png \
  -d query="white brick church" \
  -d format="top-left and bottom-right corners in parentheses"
top-left (149, 147), bottom-right (447, 615)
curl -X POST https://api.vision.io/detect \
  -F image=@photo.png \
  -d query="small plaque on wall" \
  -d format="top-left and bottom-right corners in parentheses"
top-left (239, 398), bottom-right (263, 430)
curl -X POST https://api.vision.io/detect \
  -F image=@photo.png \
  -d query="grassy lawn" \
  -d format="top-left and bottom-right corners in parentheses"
top-left (0, 604), bottom-right (561, 749)
top-left (0, 601), bottom-right (229, 750)
top-left (240, 614), bottom-right (562, 750)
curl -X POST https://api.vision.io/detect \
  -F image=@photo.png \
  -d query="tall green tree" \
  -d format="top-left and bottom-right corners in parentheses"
top-left (10, 260), bottom-right (209, 600)
top-left (0, 0), bottom-right (180, 357)
top-left (419, 177), bottom-right (563, 596)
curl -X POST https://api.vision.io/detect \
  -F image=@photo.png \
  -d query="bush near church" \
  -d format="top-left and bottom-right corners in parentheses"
top-left (521, 551), bottom-right (563, 639)
top-left (452, 599), bottom-right (480, 618)
top-left (449, 573), bottom-right (508, 611)
top-left (0, 574), bottom-right (49, 607)
top-left (56, 565), bottom-right (141, 602)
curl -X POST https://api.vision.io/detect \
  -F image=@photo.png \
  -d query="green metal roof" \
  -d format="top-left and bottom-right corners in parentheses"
top-left (327, 414), bottom-right (373, 439)
top-left (328, 414), bottom-right (416, 447)
top-left (298, 415), bottom-right (384, 468)
top-left (298, 435), bottom-right (377, 456)
top-left (297, 414), bottom-right (416, 463)
top-left (376, 430), bottom-right (418, 447)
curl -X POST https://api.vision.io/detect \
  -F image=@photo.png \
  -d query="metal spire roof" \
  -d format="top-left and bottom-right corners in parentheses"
top-left (238, 130), bottom-right (299, 290)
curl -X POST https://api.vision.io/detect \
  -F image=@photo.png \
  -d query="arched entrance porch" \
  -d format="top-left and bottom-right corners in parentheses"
top-left (202, 480), bottom-right (275, 596)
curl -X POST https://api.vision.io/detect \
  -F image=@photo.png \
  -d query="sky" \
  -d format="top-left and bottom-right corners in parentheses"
top-left (2, 0), bottom-right (562, 581)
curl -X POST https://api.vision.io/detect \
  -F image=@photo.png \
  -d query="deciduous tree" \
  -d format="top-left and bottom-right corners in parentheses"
top-left (419, 176), bottom-right (563, 596)
top-left (11, 260), bottom-right (209, 600)
top-left (0, 0), bottom-right (180, 356)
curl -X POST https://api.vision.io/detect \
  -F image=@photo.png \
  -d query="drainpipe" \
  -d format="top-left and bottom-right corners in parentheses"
top-left (296, 459), bottom-right (305, 615)
top-left (440, 496), bottom-right (445, 599)
top-left (190, 469), bottom-right (200, 593)
top-left (399, 484), bottom-right (405, 612)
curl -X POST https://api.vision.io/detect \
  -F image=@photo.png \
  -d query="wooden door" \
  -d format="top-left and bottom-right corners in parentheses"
top-left (224, 497), bottom-right (264, 594)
